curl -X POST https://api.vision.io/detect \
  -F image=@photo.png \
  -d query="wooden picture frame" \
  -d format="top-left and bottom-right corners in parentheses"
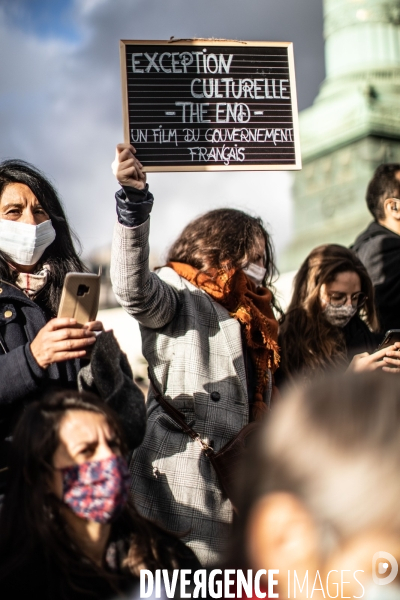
top-left (120, 39), bottom-right (301, 172)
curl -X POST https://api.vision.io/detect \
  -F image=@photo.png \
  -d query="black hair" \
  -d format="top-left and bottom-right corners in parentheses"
top-left (0, 390), bottom-right (195, 598)
top-left (0, 160), bottom-right (87, 313)
top-left (366, 163), bottom-right (400, 221)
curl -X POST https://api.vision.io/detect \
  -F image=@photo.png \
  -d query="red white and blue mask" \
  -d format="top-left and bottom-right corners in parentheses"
top-left (60, 455), bottom-right (130, 523)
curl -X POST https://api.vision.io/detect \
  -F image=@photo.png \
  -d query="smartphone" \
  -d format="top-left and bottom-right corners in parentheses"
top-left (376, 329), bottom-right (400, 352)
top-left (57, 272), bottom-right (101, 326)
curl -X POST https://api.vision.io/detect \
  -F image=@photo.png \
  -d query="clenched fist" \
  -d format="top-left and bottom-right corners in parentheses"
top-left (112, 143), bottom-right (146, 190)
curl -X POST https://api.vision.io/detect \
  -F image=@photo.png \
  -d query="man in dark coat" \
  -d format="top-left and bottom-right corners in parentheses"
top-left (351, 164), bottom-right (400, 334)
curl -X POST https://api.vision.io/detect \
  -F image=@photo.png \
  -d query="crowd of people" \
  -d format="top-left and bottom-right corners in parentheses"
top-left (0, 144), bottom-right (399, 598)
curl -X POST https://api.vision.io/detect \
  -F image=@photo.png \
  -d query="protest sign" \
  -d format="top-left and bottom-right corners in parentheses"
top-left (120, 39), bottom-right (301, 171)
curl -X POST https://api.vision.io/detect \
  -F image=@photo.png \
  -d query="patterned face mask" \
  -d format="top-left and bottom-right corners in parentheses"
top-left (322, 303), bottom-right (357, 328)
top-left (60, 455), bottom-right (130, 523)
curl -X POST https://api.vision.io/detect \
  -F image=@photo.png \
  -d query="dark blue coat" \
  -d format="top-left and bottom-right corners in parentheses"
top-left (0, 280), bottom-right (81, 473)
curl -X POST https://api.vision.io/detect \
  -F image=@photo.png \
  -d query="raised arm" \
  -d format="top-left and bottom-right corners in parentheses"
top-left (110, 144), bottom-right (179, 329)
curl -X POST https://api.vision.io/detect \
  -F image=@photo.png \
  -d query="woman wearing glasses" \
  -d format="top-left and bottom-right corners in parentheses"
top-left (278, 244), bottom-right (400, 382)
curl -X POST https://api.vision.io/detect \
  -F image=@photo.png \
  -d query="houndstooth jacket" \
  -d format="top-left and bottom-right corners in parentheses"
top-left (111, 217), bottom-right (271, 566)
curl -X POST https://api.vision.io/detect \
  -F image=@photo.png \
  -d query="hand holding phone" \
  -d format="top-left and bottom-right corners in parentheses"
top-left (348, 339), bottom-right (400, 374)
top-left (376, 329), bottom-right (400, 352)
top-left (30, 318), bottom-right (97, 369)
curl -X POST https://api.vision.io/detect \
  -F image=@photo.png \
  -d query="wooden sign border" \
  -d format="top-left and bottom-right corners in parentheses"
top-left (120, 39), bottom-right (302, 172)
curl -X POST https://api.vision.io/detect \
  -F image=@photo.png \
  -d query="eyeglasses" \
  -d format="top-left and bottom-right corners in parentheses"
top-left (327, 292), bottom-right (367, 308)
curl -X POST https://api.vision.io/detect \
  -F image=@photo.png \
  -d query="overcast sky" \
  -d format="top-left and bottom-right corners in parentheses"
top-left (0, 0), bottom-right (325, 265)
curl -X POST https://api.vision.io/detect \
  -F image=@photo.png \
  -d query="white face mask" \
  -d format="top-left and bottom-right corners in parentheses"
top-left (0, 219), bottom-right (56, 266)
top-left (322, 303), bottom-right (357, 328)
top-left (243, 262), bottom-right (267, 286)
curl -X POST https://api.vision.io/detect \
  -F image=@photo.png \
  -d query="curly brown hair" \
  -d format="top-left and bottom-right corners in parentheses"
top-left (166, 208), bottom-right (277, 287)
top-left (279, 244), bottom-right (378, 378)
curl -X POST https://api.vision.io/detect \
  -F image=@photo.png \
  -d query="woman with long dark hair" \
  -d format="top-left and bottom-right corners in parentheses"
top-left (0, 390), bottom-right (199, 599)
top-left (279, 243), bottom-right (400, 381)
top-left (110, 144), bottom-right (280, 565)
top-left (0, 160), bottom-right (100, 488)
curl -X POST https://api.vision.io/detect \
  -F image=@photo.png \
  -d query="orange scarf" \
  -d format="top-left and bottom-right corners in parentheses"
top-left (168, 262), bottom-right (280, 419)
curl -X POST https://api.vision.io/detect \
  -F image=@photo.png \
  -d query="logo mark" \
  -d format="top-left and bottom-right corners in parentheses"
top-left (372, 551), bottom-right (398, 586)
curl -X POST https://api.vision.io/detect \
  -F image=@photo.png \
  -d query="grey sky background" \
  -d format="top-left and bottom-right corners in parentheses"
top-left (0, 0), bottom-right (325, 264)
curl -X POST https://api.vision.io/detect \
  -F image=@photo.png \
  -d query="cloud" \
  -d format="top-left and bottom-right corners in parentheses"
top-left (0, 0), bottom-right (324, 264)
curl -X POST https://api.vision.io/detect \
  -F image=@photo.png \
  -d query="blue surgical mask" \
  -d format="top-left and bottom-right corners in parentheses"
top-left (0, 219), bottom-right (56, 266)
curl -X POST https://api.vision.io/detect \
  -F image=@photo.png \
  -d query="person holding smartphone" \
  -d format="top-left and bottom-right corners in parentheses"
top-left (278, 243), bottom-right (400, 383)
top-left (0, 160), bottom-right (102, 492)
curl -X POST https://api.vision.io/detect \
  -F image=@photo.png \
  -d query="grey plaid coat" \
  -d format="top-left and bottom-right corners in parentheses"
top-left (111, 218), bottom-right (271, 565)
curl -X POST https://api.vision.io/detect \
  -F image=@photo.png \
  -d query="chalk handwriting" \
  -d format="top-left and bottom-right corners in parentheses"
top-left (190, 78), bottom-right (289, 100)
top-left (131, 51), bottom-right (234, 74)
top-left (130, 128), bottom-right (293, 149)
top-left (188, 145), bottom-right (246, 165)
top-left (174, 102), bottom-right (252, 123)
top-left (205, 127), bottom-right (294, 145)
top-left (130, 128), bottom-right (178, 146)
top-left (175, 102), bottom-right (211, 123)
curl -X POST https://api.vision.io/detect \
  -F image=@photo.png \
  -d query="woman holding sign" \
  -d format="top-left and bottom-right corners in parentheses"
top-left (111, 143), bottom-right (280, 565)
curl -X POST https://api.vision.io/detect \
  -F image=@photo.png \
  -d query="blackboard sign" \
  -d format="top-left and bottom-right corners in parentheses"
top-left (120, 39), bottom-right (301, 172)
